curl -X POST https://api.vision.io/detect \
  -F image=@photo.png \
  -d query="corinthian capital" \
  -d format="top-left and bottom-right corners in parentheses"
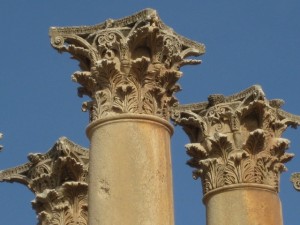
top-left (171, 85), bottom-right (300, 194)
top-left (0, 137), bottom-right (89, 225)
top-left (49, 8), bottom-right (205, 121)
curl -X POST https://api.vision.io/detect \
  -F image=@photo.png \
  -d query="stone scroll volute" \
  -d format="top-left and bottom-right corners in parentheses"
top-left (49, 8), bottom-right (205, 122)
top-left (171, 85), bottom-right (300, 195)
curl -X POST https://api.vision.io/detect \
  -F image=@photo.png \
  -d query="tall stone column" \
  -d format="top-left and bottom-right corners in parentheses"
top-left (50, 9), bottom-right (205, 225)
top-left (172, 85), bottom-right (300, 225)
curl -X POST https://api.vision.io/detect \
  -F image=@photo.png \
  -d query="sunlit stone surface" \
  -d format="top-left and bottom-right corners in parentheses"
top-left (50, 8), bottom-right (204, 225)
top-left (172, 85), bottom-right (300, 225)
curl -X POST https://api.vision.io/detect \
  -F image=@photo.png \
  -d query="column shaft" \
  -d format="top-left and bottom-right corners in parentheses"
top-left (87, 114), bottom-right (174, 225)
top-left (204, 186), bottom-right (283, 225)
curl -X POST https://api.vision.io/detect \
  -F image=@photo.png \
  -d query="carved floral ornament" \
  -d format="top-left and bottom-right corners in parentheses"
top-left (171, 85), bottom-right (300, 195)
top-left (291, 173), bottom-right (300, 191)
top-left (0, 137), bottom-right (89, 225)
top-left (49, 8), bottom-right (205, 121)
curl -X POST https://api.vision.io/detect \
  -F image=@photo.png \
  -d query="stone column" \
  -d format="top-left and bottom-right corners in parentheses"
top-left (49, 9), bottom-right (205, 225)
top-left (172, 85), bottom-right (300, 225)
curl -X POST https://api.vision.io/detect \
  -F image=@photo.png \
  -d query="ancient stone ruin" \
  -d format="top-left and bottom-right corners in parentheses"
top-left (1, 8), bottom-right (299, 225)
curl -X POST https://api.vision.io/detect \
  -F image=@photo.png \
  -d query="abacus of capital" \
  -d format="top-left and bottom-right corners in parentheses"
top-left (0, 9), bottom-right (299, 225)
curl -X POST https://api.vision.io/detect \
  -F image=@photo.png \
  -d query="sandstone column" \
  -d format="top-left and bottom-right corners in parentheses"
top-left (172, 85), bottom-right (300, 225)
top-left (49, 9), bottom-right (205, 225)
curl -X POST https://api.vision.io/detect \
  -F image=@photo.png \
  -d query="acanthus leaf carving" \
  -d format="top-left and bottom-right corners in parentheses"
top-left (243, 129), bottom-right (266, 158)
top-left (50, 8), bottom-right (205, 121)
top-left (171, 85), bottom-right (300, 194)
top-left (0, 137), bottom-right (89, 225)
top-left (209, 133), bottom-right (234, 163)
top-left (113, 83), bottom-right (138, 113)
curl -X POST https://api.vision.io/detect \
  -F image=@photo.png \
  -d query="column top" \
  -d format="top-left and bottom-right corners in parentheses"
top-left (49, 9), bottom-right (205, 121)
top-left (172, 85), bottom-right (300, 194)
top-left (173, 85), bottom-right (300, 125)
top-left (0, 137), bottom-right (89, 224)
top-left (0, 137), bottom-right (89, 193)
top-left (50, 8), bottom-right (205, 54)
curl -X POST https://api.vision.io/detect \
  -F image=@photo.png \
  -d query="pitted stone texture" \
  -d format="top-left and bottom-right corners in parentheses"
top-left (87, 115), bottom-right (174, 225)
top-left (205, 186), bottom-right (283, 225)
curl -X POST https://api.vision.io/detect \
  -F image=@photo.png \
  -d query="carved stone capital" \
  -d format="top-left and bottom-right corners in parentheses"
top-left (49, 8), bottom-right (205, 121)
top-left (171, 85), bottom-right (300, 195)
top-left (291, 173), bottom-right (300, 191)
top-left (0, 137), bottom-right (89, 225)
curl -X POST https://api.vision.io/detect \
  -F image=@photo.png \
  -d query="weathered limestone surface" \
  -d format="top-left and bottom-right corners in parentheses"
top-left (205, 186), bottom-right (283, 225)
top-left (50, 8), bottom-right (205, 122)
top-left (87, 115), bottom-right (174, 225)
top-left (172, 85), bottom-right (300, 225)
top-left (0, 137), bottom-right (89, 225)
top-left (50, 8), bottom-right (205, 225)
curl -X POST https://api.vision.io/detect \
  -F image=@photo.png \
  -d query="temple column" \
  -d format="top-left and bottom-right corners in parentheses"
top-left (172, 85), bottom-right (300, 225)
top-left (49, 9), bottom-right (205, 225)
top-left (87, 115), bottom-right (173, 225)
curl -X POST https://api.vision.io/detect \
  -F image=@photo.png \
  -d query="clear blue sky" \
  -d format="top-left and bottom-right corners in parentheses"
top-left (0, 1), bottom-right (299, 224)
